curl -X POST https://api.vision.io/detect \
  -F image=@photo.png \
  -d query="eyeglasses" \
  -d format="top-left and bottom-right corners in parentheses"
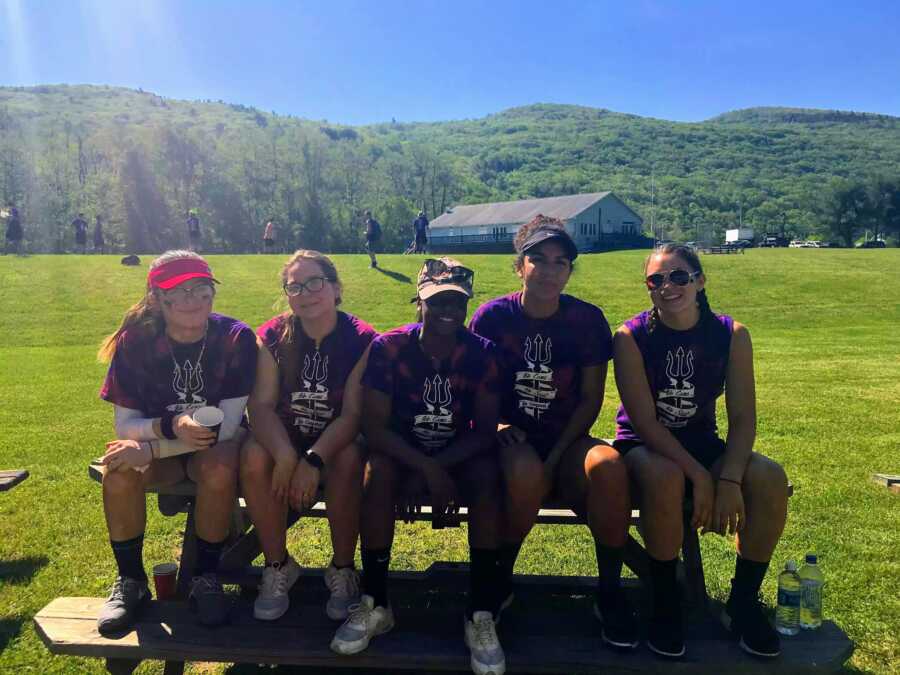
top-left (162, 284), bottom-right (215, 304)
top-left (284, 276), bottom-right (328, 297)
top-left (645, 269), bottom-right (701, 290)
top-left (423, 259), bottom-right (474, 283)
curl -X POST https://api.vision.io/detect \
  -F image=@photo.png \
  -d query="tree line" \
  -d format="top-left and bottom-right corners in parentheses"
top-left (1, 86), bottom-right (898, 252)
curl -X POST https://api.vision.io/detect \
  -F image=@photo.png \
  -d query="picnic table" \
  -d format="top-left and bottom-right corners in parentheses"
top-left (701, 245), bottom-right (744, 255)
top-left (31, 463), bottom-right (851, 675)
top-left (0, 469), bottom-right (28, 492)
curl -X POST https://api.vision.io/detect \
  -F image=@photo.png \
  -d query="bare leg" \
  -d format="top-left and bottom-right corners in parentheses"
top-left (239, 437), bottom-right (288, 563)
top-left (360, 453), bottom-right (400, 550)
top-left (187, 439), bottom-right (240, 542)
top-left (497, 442), bottom-right (543, 544)
top-left (324, 442), bottom-right (365, 567)
top-left (624, 447), bottom-right (685, 560)
top-left (102, 459), bottom-right (186, 540)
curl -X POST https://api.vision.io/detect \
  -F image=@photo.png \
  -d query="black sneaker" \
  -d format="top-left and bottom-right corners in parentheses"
top-left (189, 573), bottom-right (230, 627)
top-left (97, 576), bottom-right (150, 635)
top-left (722, 595), bottom-right (781, 658)
top-left (593, 588), bottom-right (639, 649)
top-left (647, 611), bottom-right (685, 658)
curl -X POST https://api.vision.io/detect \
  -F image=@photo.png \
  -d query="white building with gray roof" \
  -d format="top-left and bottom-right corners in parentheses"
top-left (427, 192), bottom-right (648, 253)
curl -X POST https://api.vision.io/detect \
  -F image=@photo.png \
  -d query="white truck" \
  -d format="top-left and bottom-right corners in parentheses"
top-left (726, 227), bottom-right (754, 244)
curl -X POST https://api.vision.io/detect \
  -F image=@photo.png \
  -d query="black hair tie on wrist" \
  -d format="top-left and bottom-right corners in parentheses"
top-left (305, 450), bottom-right (325, 470)
top-left (160, 412), bottom-right (178, 440)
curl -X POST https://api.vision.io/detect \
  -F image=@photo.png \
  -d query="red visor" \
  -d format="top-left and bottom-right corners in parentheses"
top-left (148, 258), bottom-right (218, 290)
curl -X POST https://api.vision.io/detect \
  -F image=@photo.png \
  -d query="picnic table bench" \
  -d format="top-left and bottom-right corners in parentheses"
top-left (32, 463), bottom-right (848, 675)
top-left (0, 469), bottom-right (28, 492)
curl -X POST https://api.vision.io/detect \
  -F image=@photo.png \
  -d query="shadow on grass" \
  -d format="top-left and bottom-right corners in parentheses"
top-left (0, 617), bottom-right (26, 653)
top-left (0, 555), bottom-right (49, 584)
top-left (374, 267), bottom-right (413, 284)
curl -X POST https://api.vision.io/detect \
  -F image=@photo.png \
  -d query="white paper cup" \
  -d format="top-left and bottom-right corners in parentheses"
top-left (193, 406), bottom-right (224, 442)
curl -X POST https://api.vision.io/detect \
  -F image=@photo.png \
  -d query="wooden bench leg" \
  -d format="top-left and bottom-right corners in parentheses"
top-left (681, 526), bottom-right (708, 612)
top-left (163, 660), bottom-right (185, 675)
top-left (175, 506), bottom-right (198, 599)
top-left (105, 657), bottom-right (140, 674)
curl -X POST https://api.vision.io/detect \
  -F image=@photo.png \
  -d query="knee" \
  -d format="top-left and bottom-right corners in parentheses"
top-left (364, 454), bottom-right (399, 495)
top-left (197, 452), bottom-right (239, 492)
top-left (640, 461), bottom-right (685, 508)
top-left (102, 468), bottom-right (144, 499)
top-left (329, 442), bottom-right (365, 482)
top-left (744, 455), bottom-right (789, 504)
top-left (464, 457), bottom-right (502, 504)
top-left (586, 447), bottom-right (628, 486)
top-left (503, 448), bottom-right (543, 497)
top-left (240, 441), bottom-right (273, 481)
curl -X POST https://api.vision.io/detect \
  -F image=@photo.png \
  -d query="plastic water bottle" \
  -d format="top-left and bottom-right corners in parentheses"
top-left (775, 560), bottom-right (801, 635)
top-left (799, 553), bottom-right (824, 629)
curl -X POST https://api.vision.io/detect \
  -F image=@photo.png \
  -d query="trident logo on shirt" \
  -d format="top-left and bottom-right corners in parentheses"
top-left (292, 352), bottom-right (333, 436)
top-left (657, 346), bottom-right (697, 428)
top-left (414, 374), bottom-right (455, 450)
top-left (515, 334), bottom-right (556, 419)
top-left (168, 360), bottom-right (207, 413)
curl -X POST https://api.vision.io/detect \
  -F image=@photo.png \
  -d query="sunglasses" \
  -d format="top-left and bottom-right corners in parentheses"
top-left (645, 269), bottom-right (701, 290)
top-left (284, 276), bottom-right (328, 297)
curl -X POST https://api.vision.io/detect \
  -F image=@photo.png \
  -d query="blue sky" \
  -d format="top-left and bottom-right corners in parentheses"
top-left (2, 0), bottom-right (899, 125)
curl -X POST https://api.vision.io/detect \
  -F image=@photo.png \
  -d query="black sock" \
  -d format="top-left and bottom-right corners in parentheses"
top-left (499, 541), bottom-right (522, 582)
top-left (648, 556), bottom-right (679, 618)
top-left (468, 548), bottom-right (500, 617)
top-left (361, 547), bottom-right (391, 608)
top-left (595, 543), bottom-right (625, 597)
top-left (194, 537), bottom-right (225, 577)
top-left (730, 556), bottom-right (770, 604)
top-left (111, 535), bottom-right (146, 581)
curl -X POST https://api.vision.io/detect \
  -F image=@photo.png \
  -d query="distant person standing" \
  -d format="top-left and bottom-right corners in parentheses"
top-left (363, 210), bottom-right (382, 269)
top-left (187, 210), bottom-right (201, 252)
top-left (72, 213), bottom-right (89, 254)
top-left (94, 215), bottom-right (106, 254)
top-left (4, 202), bottom-right (23, 255)
top-left (413, 211), bottom-right (429, 253)
top-left (263, 220), bottom-right (276, 254)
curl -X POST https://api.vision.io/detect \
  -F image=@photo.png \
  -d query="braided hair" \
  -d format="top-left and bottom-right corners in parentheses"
top-left (645, 244), bottom-right (713, 334)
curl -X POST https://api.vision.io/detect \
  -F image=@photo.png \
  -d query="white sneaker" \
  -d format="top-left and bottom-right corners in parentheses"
top-left (253, 555), bottom-right (301, 620)
top-left (330, 594), bottom-right (395, 655)
top-left (324, 563), bottom-right (361, 620)
top-left (464, 611), bottom-right (506, 675)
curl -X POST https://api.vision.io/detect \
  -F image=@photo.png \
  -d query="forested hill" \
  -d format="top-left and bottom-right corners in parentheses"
top-left (1, 84), bottom-right (898, 252)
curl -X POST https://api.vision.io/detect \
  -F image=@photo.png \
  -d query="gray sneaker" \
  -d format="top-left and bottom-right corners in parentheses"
top-left (464, 611), bottom-right (506, 675)
top-left (97, 576), bottom-right (150, 635)
top-left (254, 556), bottom-right (301, 621)
top-left (324, 564), bottom-right (361, 620)
top-left (189, 573), bottom-right (229, 626)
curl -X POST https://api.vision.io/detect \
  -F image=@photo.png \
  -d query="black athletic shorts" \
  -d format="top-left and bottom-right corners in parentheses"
top-left (613, 427), bottom-right (726, 470)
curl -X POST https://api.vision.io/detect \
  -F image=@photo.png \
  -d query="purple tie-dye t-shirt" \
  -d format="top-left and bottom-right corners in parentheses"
top-left (615, 310), bottom-right (734, 441)
top-left (100, 313), bottom-right (258, 416)
top-left (362, 323), bottom-right (500, 455)
top-left (257, 311), bottom-right (377, 449)
top-left (468, 292), bottom-right (613, 442)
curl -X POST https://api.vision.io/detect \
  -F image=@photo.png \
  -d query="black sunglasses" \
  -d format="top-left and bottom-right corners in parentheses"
top-left (645, 269), bottom-right (700, 290)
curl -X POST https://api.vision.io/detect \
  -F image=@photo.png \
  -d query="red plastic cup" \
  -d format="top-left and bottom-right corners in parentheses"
top-left (153, 562), bottom-right (178, 601)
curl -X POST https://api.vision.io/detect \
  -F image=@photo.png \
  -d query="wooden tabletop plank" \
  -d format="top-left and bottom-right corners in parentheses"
top-left (34, 590), bottom-right (853, 674)
top-left (0, 469), bottom-right (28, 492)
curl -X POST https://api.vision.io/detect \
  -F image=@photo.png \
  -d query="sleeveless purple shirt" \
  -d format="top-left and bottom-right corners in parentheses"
top-left (257, 311), bottom-right (377, 449)
top-left (615, 310), bottom-right (734, 441)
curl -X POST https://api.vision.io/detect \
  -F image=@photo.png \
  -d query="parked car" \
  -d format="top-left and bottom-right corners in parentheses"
top-left (857, 240), bottom-right (886, 248)
top-left (733, 239), bottom-right (753, 249)
top-left (789, 240), bottom-right (805, 248)
top-left (760, 235), bottom-right (789, 247)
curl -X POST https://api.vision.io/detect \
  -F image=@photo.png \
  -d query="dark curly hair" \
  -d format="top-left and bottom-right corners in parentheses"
top-left (644, 243), bottom-right (713, 334)
top-left (513, 214), bottom-right (576, 273)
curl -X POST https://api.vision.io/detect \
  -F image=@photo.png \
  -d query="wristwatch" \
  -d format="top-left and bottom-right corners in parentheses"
top-left (305, 450), bottom-right (325, 470)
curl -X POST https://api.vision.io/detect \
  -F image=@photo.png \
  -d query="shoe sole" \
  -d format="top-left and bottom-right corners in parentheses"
top-left (254, 601), bottom-right (290, 621)
top-left (739, 637), bottom-right (781, 658)
top-left (592, 603), bottom-right (639, 650)
top-left (326, 599), bottom-right (358, 621)
top-left (330, 616), bottom-right (395, 655)
top-left (647, 639), bottom-right (686, 659)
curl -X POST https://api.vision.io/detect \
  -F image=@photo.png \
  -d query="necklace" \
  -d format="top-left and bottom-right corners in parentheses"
top-left (166, 328), bottom-right (208, 402)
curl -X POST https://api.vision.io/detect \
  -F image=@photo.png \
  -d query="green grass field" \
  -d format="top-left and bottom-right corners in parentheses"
top-left (1, 249), bottom-right (898, 674)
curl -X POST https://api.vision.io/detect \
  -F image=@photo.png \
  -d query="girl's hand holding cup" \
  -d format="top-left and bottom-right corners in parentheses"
top-left (174, 409), bottom-right (219, 450)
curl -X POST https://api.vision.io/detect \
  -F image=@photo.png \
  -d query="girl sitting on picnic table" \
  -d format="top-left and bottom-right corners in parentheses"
top-left (97, 251), bottom-right (257, 632)
top-left (468, 215), bottom-right (637, 650)
top-left (613, 243), bottom-right (788, 658)
top-left (241, 250), bottom-right (376, 622)
top-left (331, 257), bottom-right (506, 675)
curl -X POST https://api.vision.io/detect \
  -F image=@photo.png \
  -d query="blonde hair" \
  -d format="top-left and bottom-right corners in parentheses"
top-left (97, 250), bottom-right (210, 362)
